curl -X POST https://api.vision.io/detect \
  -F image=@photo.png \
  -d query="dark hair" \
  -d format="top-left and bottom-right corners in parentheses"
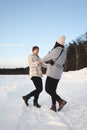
top-left (53, 42), bottom-right (64, 49)
top-left (32, 46), bottom-right (39, 52)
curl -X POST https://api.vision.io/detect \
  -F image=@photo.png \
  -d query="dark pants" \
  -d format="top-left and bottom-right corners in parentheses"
top-left (45, 76), bottom-right (61, 105)
top-left (25, 77), bottom-right (43, 102)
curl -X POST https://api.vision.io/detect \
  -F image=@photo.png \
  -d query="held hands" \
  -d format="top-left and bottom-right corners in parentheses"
top-left (37, 61), bottom-right (42, 65)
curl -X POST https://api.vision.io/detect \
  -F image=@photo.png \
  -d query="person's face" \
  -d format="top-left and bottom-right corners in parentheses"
top-left (33, 48), bottom-right (39, 55)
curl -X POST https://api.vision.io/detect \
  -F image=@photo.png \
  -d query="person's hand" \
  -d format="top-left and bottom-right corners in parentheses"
top-left (37, 61), bottom-right (42, 65)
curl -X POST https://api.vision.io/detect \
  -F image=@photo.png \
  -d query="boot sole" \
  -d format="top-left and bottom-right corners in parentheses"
top-left (34, 105), bottom-right (41, 108)
top-left (50, 109), bottom-right (57, 112)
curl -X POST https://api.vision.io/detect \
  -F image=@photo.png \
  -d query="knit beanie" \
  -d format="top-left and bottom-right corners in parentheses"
top-left (56, 35), bottom-right (66, 45)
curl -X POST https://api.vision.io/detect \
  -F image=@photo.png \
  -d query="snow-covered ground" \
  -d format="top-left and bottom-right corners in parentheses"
top-left (0, 68), bottom-right (87, 130)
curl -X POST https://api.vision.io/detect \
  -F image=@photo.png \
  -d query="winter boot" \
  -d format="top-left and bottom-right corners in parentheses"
top-left (33, 100), bottom-right (41, 108)
top-left (22, 96), bottom-right (29, 106)
top-left (50, 104), bottom-right (57, 112)
top-left (58, 99), bottom-right (67, 111)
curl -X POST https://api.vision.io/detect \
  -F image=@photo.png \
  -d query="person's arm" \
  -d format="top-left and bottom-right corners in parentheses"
top-left (28, 56), bottom-right (38, 67)
top-left (41, 50), bottom-right (54, 63)
top-left (41, 63), bottom-right (47, 68)
top-left (38, 56), bottom-right (47, 68)
top-left (41, 48), bottom-right (62, 63)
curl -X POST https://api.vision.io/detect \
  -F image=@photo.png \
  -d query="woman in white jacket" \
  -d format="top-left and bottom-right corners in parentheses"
top-left (40, 36), bottom-right (67, 112)
top-left (22, 46), bottom-right (46, 108)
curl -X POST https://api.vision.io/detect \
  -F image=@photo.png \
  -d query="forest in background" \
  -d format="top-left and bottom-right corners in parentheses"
top-left (0, 32), bottom-right (87, 74)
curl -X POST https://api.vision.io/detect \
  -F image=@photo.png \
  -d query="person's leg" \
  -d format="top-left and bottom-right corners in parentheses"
top-left (45, 77), bottom-right (59, 104)
top-left (22, 77), bottom-right (43, 107)
top-left (54, 80), bottom-right (62, 101)
top-left (22, 79), bottom-right (38, 106)
top-left (45, 77), bottom-right (59, 112)
top-left (31, 77), bottom-right (43, 104)
top-left (45, 77), bottom-right (67, 111)
top-left (54, 80), bottom-right (67, 111)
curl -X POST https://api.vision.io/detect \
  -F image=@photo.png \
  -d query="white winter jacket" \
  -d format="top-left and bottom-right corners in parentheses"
top-left (41, 47), bottom-right (67, 79)
top-left (28, 53), bottom-right (47, 78)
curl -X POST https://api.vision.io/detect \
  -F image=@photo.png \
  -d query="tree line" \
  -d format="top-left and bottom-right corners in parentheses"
top-left (0, 32), bottom-right (87, 74)
top-left (64, 32), bottom-right (87, 71)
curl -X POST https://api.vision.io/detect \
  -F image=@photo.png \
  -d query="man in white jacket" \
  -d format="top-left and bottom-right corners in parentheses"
top-left (22, 46), bottom-right (46, 108)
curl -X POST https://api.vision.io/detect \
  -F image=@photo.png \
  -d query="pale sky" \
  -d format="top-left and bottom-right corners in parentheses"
top-left (0, 0), bottom-right (87, 68)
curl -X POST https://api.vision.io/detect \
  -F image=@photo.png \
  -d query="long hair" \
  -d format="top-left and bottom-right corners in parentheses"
top-left (53, 42), bottom-right (64, 49)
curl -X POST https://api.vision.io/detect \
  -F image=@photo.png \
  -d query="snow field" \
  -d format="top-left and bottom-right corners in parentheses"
top-left (0, 68), bottom-right (87, 130)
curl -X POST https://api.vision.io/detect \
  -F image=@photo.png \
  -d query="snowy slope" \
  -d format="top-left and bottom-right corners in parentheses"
top-left (0, 68), bottom-right (87, 130)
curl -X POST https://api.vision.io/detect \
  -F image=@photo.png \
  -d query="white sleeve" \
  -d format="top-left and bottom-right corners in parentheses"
top-left (41, 63), bottom-right (47, 68)
top-left (28, 56), bottom-right (38, 67)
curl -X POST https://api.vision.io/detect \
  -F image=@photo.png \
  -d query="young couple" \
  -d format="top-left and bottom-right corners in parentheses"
top-left (22, 36), bottom-right (67, 112)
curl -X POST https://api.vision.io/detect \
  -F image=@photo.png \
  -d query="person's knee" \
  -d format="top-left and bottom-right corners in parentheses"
top-left (40, 87), bottom-right (43, 92)
top-left (45, 86), bottom-right (50, 94)
top-left (37, 87), bottom-right (43, 93)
